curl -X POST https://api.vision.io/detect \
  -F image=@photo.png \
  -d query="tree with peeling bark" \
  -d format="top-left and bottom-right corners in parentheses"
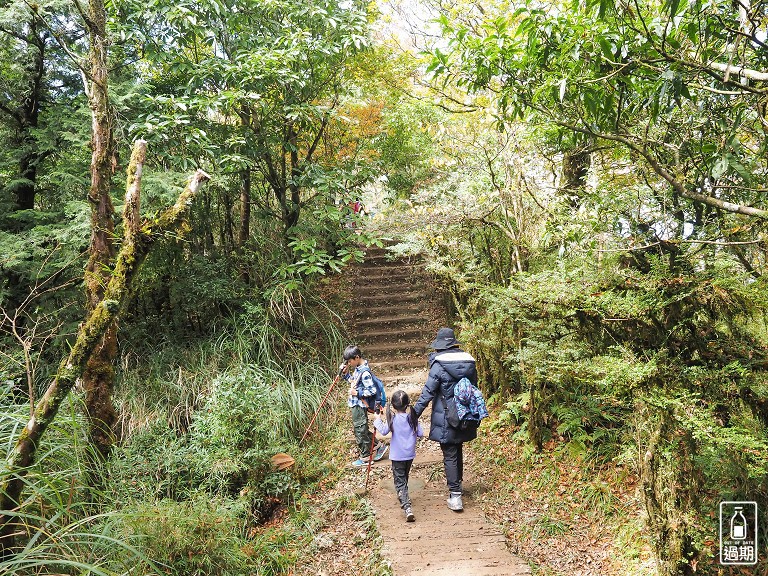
top-left (79, 0), bottom-right (120, 458)
top-left (0, 139), bottom-right (210, 555)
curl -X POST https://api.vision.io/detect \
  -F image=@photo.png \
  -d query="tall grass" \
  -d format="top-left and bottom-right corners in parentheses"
top-left (116, 287), bottom-right (346, 442)
top-left (0, 389), bottom-right (160, 575)
top-left (97, 281), bottom-right (349, 574)
top-left (1, 272), bottom-right (349, 575)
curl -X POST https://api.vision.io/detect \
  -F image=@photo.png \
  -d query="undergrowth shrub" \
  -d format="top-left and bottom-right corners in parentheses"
top-left (102, 273), bottom-right (347, 574)
top-left (110, 350), bottom-right (332, 509)
top-left (423, 238), bottom-right (768, 573)
top-left (189, 366), bottom-right (316, 498)
top-left (117, 497), bottom-right (255, 576)
top-left (0, 387), bottom-right (156, 575)
top-left (110, 419), bottom-right (201, 501)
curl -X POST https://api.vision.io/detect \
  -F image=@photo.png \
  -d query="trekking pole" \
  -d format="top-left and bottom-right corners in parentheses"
top-left (300, 369), bottom-right (343, 445)
top-left (364, 428), bottom-right (376, 491)
top-left (364, 416), bottom-right (379, 491)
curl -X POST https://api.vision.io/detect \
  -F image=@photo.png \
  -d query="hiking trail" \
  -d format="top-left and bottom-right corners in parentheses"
top-left (346, 244), bottom-right (532, 576)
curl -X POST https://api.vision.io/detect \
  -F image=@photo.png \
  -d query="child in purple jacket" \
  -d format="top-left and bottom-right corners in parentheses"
top-left (374, 390), bottom-right (424, 522)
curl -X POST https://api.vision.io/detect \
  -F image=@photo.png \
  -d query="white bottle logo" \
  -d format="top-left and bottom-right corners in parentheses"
top-left (730, 507), bottom-right (747, 540)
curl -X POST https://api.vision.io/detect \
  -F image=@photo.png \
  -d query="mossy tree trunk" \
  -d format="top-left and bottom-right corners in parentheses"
top-left (82, 0), bottom-right (118, 458)
top-left (0, 140), bottom-right (210, 556)
top-left (638, 401), bottom-right (701, 576)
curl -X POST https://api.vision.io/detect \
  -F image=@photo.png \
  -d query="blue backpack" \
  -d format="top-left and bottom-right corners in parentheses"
top-left (447, 377), bottom-right (489, 431)
top-left (358, 366), bottom-right (387, 413)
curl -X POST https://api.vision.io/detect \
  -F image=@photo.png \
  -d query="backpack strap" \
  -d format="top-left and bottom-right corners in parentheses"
top-left (355, 365), bottom-right (373, 394)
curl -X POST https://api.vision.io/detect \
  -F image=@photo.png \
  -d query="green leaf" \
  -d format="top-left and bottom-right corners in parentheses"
top-left (711, 156), bottom-right (729, 179)
top-left (665, 0), bottom-right (682, 17)
top-left (597, 37), bottom-right (614, 60)
top-left (727, 155), bottom-right (752, 183)
top-left (598, 0), bottom-right (611, 18)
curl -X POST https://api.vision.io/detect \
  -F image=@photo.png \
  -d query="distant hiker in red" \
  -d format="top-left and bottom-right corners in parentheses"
top-left (341, 200), bottom-right (365, 230)
top-left (374, 390), bottom-right (423, 522)
top-left (341, 345), bottom-right (388, 467)
top-left (413, 327), bottom-right (478, 512)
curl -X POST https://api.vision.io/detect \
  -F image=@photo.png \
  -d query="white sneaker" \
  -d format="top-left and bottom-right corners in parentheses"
top-left (447, 492), bottom-right (463, 512)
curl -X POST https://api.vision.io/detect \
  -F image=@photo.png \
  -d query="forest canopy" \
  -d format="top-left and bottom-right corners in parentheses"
top-left (1, 0), bottom-right (767, 574)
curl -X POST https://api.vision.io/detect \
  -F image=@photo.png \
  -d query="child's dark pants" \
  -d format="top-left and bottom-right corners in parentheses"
top-left (350, 405), bottom-right (372, 457)
top-left (391, 459), bottom-right (413, 509)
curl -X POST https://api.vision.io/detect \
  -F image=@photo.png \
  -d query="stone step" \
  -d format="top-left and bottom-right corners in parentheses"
top-left (353, 326), bottom-right (430, 343)
top-left (357, 292), bottom-right (427, 305)
top-left (361, 341), bottom-right (429, 357)
top-left (363, 246), bottom-right (397, 257)
top-left (358, 275), bottom-right (422, 287)
top-left (351, 304), bottom-right (430, 320)
top-left (352, 275), bottom-right (428, 296)
top-left (353, 283), bottom-right (424, 296)
top-left (378, 368), bottom-right (430, 390)
top-left (370, 358), bottom-right (427, 372)
top-left (352, 314), bottom-right (425, 329)
top-left (359, 261), bottom-right (421, 271)
top-left (354, 280), bottom-right (426, 293)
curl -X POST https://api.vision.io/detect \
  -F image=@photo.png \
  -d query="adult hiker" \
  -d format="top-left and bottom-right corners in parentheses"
top-left (341, 344), bottom-right (388, 467)
top-left (413, 327), bottom-right (478, 512)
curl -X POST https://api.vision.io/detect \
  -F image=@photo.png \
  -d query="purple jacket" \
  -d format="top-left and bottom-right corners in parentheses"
top-left (374, 412), bottom-right (423, 461)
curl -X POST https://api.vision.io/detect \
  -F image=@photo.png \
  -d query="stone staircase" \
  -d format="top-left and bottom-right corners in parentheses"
top-left (347, 245), bottom-right (445, 390)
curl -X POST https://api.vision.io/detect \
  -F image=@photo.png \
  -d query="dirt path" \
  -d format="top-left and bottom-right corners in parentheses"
top-left (348, 245), bottom-right (531, 576)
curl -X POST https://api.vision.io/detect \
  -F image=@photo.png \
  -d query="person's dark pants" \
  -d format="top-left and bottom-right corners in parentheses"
top-left (350, 405), bottom-right (372, 457)
top-left (391, 459), bottom-right (413, 509)
top-left (440, 442), bottom-right (463, 493)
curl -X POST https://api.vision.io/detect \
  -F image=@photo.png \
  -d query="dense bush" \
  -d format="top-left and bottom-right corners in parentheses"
top-left (424, 241), bottom-right (768, 571)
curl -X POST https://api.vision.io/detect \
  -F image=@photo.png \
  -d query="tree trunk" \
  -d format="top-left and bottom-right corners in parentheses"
top-left (223, 187), bottom-right (235, 249)
top-left (6, 17), bottom-right (46, 212)
top-left (239, 169), bottom-right (251, 283)
top-left (239, 168), bottom-right (251, 247)
top-left (560, 144), bottom-right (591, 209)
top-left (638, 402), bottom-right (700, 576)
top-left (0, 143), bottom-right (209, 555)
top-left (528, 374), bottom-right (545, 452)
top-left (14, 149), bottom-right (39, 211)
top-left (82, 0), bottom-right (118, 457)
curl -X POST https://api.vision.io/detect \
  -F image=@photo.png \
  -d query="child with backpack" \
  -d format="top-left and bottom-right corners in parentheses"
top-left (341, 345), bottom-right (388, 467)
top-left (374, 390), bottom-right (423, 522)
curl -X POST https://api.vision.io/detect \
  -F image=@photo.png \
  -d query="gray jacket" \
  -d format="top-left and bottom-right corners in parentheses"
top-left (413, 348), bottom-right (479, 444)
